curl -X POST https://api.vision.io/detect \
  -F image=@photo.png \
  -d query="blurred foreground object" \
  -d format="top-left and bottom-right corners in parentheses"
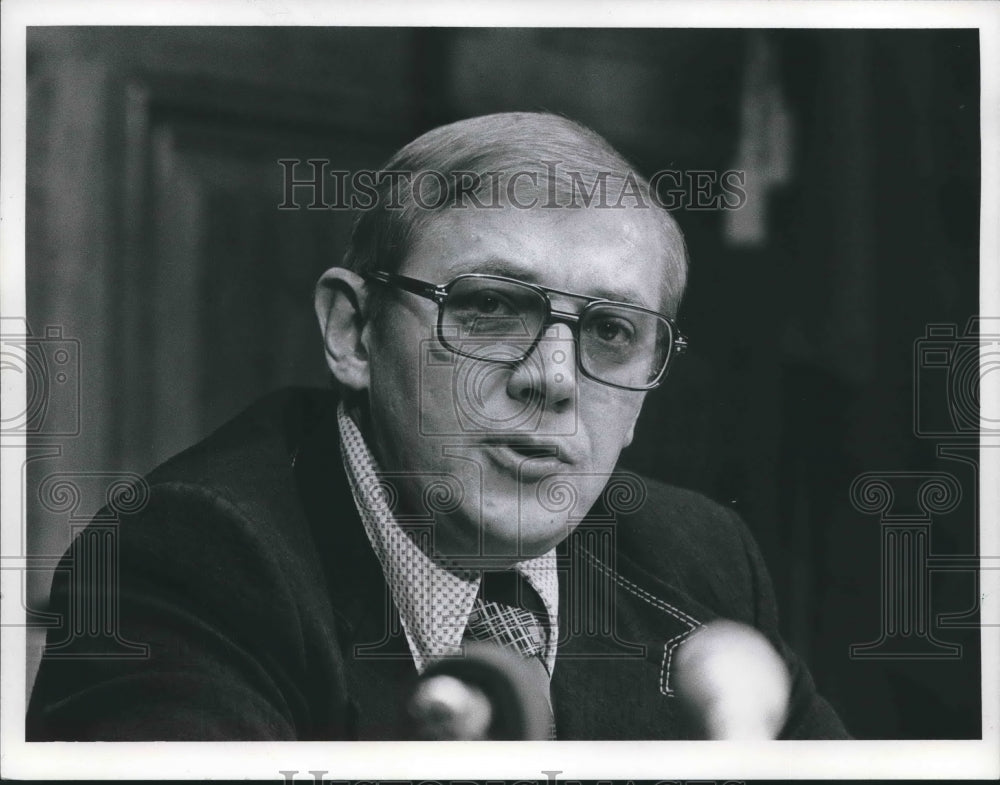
top-left (674, 619), bottom-right (792, 739)
top-left (408, 674), bottom-right (493, 740)
top-left (406, 642), bottom-right (552, 740)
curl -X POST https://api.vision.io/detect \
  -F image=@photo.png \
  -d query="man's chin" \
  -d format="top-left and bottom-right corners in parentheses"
top-left (431, 513), bottom-right (567, 568)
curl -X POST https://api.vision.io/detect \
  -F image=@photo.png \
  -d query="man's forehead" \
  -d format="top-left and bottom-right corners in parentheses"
top-left (438, 255), bottom-right (653, 308)
top-left (406, 205), bottom-right (677, 310)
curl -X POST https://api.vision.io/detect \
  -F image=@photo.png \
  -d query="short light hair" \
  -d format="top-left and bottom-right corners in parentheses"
top-left (342, 112), bottom-right (688, 316)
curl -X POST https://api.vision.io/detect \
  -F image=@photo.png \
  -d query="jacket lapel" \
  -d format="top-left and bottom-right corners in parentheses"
top-left (293, 397), bottom-right (418, 738)
top-left (550, 513), bottom-right (711, 738)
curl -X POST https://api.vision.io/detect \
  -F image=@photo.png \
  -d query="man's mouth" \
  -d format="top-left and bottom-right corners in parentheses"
top-left (480, 437), bottom-right (573, 481)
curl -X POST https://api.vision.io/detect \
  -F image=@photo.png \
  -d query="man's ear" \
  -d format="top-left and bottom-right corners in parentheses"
top-left (314, 267), bottom-right (372, 392)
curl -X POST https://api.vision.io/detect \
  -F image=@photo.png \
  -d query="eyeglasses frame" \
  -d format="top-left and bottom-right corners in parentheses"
top-left (363, 270), bottom-right (688, 391)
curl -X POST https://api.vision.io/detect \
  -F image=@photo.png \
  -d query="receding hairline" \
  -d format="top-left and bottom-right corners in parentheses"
top-left (381, 197), bottom-right (684, 327)
top-left (341, 112), bottom-right (688, 316)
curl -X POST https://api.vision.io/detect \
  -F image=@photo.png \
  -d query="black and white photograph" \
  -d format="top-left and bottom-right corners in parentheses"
top-left (1, 0), bottom-right (997, 780)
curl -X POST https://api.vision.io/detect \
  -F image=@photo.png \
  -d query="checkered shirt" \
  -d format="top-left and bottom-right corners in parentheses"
top-left (337, 402), bottom-right (559, 676)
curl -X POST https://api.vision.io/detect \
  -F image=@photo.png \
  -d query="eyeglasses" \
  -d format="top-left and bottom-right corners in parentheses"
top-left (364, 270), bottom-right (688, 391)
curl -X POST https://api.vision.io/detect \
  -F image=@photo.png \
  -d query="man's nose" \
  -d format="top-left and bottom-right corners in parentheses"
top-left (505, 322), bottom-right (577, 414)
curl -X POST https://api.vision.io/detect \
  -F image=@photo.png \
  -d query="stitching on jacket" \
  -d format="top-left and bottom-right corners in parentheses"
top-left (658, 627), bottom-right (701, 696)
top-left (583, 550), bottom-right (700, 626)
top-left (582, 548), bottom-right (702, 696)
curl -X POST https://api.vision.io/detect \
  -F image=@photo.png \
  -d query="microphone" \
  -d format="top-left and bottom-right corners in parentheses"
top-left (405, 642), bottom-right (553, 740)
top-left (673, 619), bottom-right (792, 739)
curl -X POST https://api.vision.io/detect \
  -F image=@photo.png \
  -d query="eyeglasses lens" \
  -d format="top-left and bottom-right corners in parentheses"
top-left (440, 277), bottom-right (671, 388)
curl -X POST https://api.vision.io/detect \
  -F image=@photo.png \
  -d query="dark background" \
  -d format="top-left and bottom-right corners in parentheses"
top-left (23, 27), bottom-right (981, 739)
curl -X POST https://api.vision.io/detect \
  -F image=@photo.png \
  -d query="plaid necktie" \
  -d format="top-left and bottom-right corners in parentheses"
top-left (465, 571), bottom-right (556, 738)
top-left (465, 600), bottom-right (548, 657)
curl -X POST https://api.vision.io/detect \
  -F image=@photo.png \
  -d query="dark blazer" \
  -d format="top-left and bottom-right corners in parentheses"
top-left (27, 388), bottom-right (848, 740)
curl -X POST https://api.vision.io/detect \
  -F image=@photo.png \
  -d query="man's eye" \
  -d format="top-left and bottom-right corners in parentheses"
top-left (589, 317), bottom-right (636, 346)
top-left (470, 290), bottom-right (515, 315)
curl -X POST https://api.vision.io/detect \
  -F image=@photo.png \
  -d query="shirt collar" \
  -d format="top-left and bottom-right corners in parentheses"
top-left (337, 402), bottom-right (558, 675)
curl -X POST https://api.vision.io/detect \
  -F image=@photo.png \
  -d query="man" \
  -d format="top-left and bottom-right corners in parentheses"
top-left (27, 112), bottom-right (848, 740)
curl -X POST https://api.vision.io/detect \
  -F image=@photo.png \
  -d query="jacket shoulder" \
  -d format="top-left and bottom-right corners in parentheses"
top-left (145, 386), bottom-right (335, 495)
top-left (29, 388), bottom-right (350, 740)
top-left (127, 386), bottom-right (341, 604)
top-left (614, 476), bottom-right (746, 557)
top-left (608, 476), bottom-right (758, 622)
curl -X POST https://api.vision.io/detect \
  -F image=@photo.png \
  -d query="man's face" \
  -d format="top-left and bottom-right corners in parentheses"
top-left (362, 202), bottom-right (677, 565)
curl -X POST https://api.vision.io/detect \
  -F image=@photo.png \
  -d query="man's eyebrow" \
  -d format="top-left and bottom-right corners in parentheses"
top-left (442, 257), bottom-right (539, 283)
top-left (443, 257), bottom-right (654, 308)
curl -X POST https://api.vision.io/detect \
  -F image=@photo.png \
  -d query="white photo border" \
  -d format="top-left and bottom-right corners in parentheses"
top-left (2, 0), bottom-right (998, 780)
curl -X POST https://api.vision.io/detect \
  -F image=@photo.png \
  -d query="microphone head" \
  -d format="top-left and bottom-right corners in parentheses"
top-left (408, 674), bottom-right (494, 740)
top-left (405, 642), bottom-right (552, 740)
top-left (673, 619), bottom-right (792, 739)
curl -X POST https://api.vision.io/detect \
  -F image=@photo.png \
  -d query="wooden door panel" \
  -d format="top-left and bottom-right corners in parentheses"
top-left (121, 79), bottom-right (399, 469)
